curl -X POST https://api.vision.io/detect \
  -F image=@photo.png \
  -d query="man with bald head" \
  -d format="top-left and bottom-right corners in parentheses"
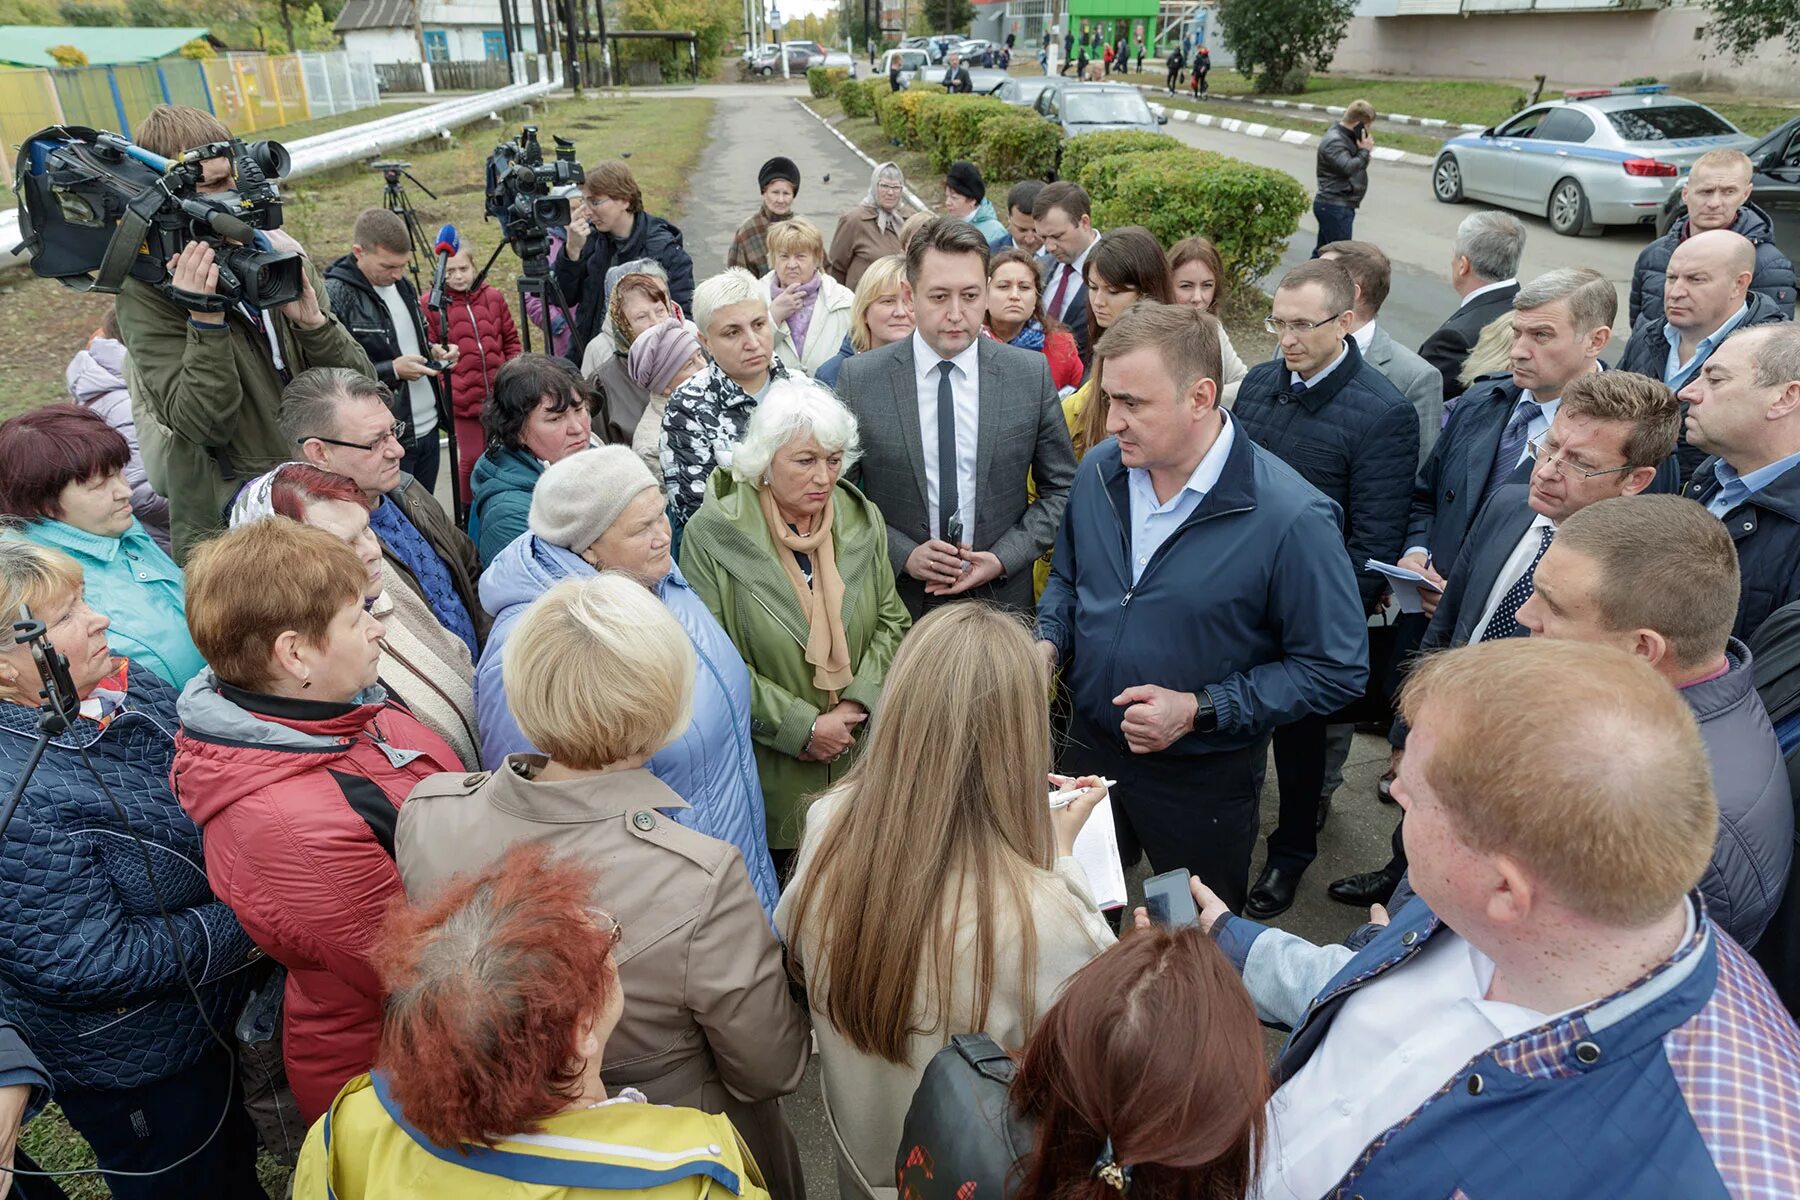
top-left (1620, 228), bottom-right (1790, 478)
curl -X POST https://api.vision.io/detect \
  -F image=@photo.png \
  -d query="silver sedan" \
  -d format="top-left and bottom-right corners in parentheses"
top-left (1431, 87), bottom-right (1753, 237)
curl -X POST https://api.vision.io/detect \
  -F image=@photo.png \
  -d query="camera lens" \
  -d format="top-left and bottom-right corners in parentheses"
top-left (244, 140), bottom-right (291, 179)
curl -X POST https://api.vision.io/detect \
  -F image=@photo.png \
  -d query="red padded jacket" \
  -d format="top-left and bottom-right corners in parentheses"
top-left (425, 284), bottom-right (523, 421)
top-left (170, 678), bottom-right (461, 1122)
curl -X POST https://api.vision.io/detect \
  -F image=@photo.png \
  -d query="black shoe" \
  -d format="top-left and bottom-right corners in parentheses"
top-left (1327, 865), bottom-right (1403, 908)
top-left (1245, 865), bottom-right (1302, 920)
top-left (1376, 769), bottom-right (1396, 804)
top-left (1315, 790), bottom-right (1334, 833)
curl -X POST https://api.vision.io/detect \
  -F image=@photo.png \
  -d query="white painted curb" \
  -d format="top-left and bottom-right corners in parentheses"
top-left (1145, 101), bottom-right (1435, 167)
top-left (1133, 81), bottom-right (1486, 131)
top-left (794, 98), bottom-right (934, 213)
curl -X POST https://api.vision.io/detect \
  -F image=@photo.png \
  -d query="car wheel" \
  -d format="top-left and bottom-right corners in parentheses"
top-left (1432, 154), bottom-right (1464, 203)
top-left (1548, 177), bottom-right (1596, 237)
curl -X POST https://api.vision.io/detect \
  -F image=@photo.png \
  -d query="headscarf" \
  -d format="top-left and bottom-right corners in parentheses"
top-left (865, 162), bottom-right (907, 237)
top-left (627, 317), bottom-right (704, 397)
top-left (756, 485), bottom-right (851, 697)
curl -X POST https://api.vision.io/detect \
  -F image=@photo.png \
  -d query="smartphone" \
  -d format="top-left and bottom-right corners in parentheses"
top-left (1144, 868), bottom-right (1199, 927)
top-left (424, 359), bottom-right (451, 373)
top-left (1352, 122), bottom-right (1368, 140)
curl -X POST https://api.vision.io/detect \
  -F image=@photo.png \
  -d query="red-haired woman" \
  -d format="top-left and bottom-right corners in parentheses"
top-left (230, 463), bottom-right (478, 768)
top-left (0, 405), bottom-right (204, 687)
top-left (898, 923), bottom-right (1267, 1200)
top-left (292, 842), bottom-right (772, 1200)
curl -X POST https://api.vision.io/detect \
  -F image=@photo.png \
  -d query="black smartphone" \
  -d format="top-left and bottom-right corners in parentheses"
top-left (1144, 868), bottom-right (1199, 927)
top-left (1352, 122), bottom-right (1368, 140)
top-left (424, 358), bottom-right (451, 373)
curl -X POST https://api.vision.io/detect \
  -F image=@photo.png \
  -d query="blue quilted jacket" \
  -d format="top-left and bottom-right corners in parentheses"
top-left (0, 666), bottom-right (261, 1091)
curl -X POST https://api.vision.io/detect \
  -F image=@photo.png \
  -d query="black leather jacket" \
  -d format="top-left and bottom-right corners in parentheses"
top-left (1315, 122), bottom-right (1371, 208)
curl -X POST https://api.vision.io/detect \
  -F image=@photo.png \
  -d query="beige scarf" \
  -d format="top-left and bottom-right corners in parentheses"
top-left (759, 485), bottom-right (853, 696)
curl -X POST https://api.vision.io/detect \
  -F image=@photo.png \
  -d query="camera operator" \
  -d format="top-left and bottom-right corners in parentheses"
top-left (113, 105), bottom-right (374, 564)
top-left (553, 160), bottom-right (695, 353)
top-left (324, 209), bottom-right (459, 493)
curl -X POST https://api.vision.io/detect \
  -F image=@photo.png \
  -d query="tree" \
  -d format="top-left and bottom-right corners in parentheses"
top-left (1215, 0), bottom-right (1355, 93)
top-left (905, 0), bottom-right (970, 36)
top-left (179, 35), bottom-right (216, 56)
top-left (1705, 0), bottom-right (1800, 61)
top-left (47, 42), bottom-right (89, 65)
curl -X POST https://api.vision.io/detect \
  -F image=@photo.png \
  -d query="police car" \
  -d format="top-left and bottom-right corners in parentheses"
top-left (1431, 85), bottom-right (1754, 237)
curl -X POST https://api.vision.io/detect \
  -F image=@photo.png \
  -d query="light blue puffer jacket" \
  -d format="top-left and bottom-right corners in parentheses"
top-left (474, 534), bottom-right (780, 915)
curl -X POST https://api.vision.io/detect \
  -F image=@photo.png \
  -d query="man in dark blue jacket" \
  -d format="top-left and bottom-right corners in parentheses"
top-left (1233, 259), bottom-right (1418, 918)
top-left (1036, 303), bottom-right (1367, 910)
top-left (1617, 229), bottom-right (1790, 480)
top-left (1681, 322), bottom-right (1800, 641)
top-left (553, 160), bottom-right (695, 355)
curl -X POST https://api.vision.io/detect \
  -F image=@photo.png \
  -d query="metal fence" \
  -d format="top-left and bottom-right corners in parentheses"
top-left (0, 51), bottom-right (382, 176)
top-left (373, 57), bottom-right (543, 94)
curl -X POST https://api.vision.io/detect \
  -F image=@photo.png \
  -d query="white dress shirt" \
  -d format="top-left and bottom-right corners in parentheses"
top-left (1289, 342), bottom-right (1350, 390)
top-left (912, 330), bottom-right (981, 542)
top-left (1256, 928), bottom-right (1551, 1200)
top-left (375, 282), bottom-right (437, 436)
top-left (1467, 511), bottom-right (1554, 642)
top-left (1046, 232), bottom-right (1098, 322)
top-left (1458, 277), bottom-right (1518, 310)
top-left (1349, 320), bottom-right (1377, 352)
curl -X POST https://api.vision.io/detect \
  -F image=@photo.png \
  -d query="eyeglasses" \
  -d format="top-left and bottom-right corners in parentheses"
top-left (1264, 313), bottom-right (1348, 336)
top-left (1525, 435), bottom-right (1636, 480)
top-left (297, 421), bottom-right (405, 452)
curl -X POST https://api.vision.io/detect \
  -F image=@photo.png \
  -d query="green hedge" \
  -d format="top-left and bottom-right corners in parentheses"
top-left (806, 65), bottom-right (849, 98)
top-left (1078, 147), bottom-right (1219, 206)
top-left (1091, 149), bottom-right (1308, 294)
top-left (882, 85), bottom-right (946, 146)
top-left (837, 75), bottom-right (877, 118)
top-left (976, 111), bottom-right (1062, 182)
top-left (1060, 130), bottom-right (1189, 189)
top-left (931, 96), bottom-right (1015, 172)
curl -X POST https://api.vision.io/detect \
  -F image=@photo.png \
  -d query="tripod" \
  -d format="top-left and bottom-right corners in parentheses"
top-left (472, 226), bottom-right (586, 365)
top-left (372, 160), bottom-right (438, 293)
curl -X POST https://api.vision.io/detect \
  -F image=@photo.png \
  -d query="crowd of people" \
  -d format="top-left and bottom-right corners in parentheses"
top-left (0, 98), bottom-right (1798, 1200)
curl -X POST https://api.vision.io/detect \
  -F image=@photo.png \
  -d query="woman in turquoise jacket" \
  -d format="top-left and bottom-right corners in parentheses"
top-left (468, 353), bottom-right (600, 565)
top-left (0, 406), bottom-right (204, 687)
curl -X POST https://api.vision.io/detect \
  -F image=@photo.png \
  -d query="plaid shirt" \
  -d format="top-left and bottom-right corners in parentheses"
top-left (726, 207), bottom-right (793, 280)
top-left (1228, 895), bottom-right (1800, 1199)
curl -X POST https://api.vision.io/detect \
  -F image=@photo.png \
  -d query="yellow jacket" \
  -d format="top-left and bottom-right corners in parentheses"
top-left (295, 1072), bottom-right (771, 1200)
top-left (1033, 380), bottom-right (1096, 598)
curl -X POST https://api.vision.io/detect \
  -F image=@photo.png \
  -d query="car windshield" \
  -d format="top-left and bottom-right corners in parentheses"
top-left (1065, 93), bottom-right (1153, 125)
top-left (1605, 105), bottom-right (1737, 142)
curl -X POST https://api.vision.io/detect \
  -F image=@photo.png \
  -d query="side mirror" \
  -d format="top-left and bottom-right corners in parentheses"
top-left (1480, 127), bottom-right (1496, 138)
top-left (1157, 111), bottom-right (1169, 125)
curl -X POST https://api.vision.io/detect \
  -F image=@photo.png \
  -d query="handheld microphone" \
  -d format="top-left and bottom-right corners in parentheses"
top-left (427, 223), bottom-right (459, 311)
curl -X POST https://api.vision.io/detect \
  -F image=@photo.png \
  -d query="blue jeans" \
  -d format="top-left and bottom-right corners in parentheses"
top-left (1312, 198), bottom-right (1357, 256)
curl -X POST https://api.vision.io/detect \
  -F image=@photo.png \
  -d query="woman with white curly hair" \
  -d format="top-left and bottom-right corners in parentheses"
top-left (679, 379), bottom-right (910, 874)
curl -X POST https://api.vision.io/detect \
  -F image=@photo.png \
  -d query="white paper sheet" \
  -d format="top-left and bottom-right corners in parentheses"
top-left (1364, 558), bottom-right (1443, 616)
top-left (1068, 793), bottom-right (1128, 911)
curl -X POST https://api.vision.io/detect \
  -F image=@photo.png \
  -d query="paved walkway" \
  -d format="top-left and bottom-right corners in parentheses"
top-left (681, 85), bottom-right (884, 278)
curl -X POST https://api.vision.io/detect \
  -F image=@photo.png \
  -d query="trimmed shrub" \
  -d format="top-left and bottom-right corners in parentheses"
top-left (1077, 147), bottom-right (1216, 204)
top-left (913, 92), bottom-right (958, 161)
top-left (1059, 130), bottom-right (1187, 187)
top-left (806, 66), bottom-right (849, 98)
top-left (976, 111), bottom-right (1063, 182)
top-left (931, 96), bottom-right (1015, 172)
top-left (1092, 150), bottom-right (1308, 294)
top-left (889, 85), bottom-right (947, 148)
top-left (838, 75), bottom-right (876, 118)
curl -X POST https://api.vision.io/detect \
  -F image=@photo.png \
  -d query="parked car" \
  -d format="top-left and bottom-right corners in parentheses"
top-left (881, 48), bottom-right (931, 78)
top-left (1036, 83), bottom-right (1168, 137)
top-left (1656, 113), bottom-right (1800, 259)
top-left (752, 44), bottom-right (818, 75)
top-left (953, 38), bottom-right (997, 62)
top-left (910, 65), bottom-right (1010, 94)
top-left (996, 77), bottom-right (1054, 106)
top-left (900, 35), bottom-right (944, 64)
top-left (1431, 85), bottom-right (1754, 237)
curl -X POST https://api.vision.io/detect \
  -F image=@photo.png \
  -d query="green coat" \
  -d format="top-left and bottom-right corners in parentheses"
top-left (114, 257), bottom-right (374, 562)
top-left (679, 469), bottom-right (911, 849)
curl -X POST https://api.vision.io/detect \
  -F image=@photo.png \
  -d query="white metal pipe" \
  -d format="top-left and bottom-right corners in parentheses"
top-left (2, 73), bottom-right (562, 272)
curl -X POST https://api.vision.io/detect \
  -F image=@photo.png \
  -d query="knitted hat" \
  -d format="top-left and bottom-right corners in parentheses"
top-left (528, 446), bottom-right (659, 552)
top-left (759, 156), bottom-right (801, 195)
top-left (628, 316), bottom-right (704, 398)
top-left (945, 160), bottom-right (984, 202)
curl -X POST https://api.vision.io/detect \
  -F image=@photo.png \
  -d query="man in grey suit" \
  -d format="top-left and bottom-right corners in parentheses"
top-left (837, 217), bottom-right (1077, 617)
top-left (1322, 240), bottom-right (1445, 458)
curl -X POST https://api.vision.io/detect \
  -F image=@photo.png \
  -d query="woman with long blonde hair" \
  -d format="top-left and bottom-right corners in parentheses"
top-left (775, 603), bottom-right (1115, 1200)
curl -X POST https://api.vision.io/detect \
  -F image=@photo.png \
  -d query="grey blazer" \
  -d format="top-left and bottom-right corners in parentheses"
top-left (1364, 324), bottom-right (1445, 461)
top-left (838, 336), bottom-right (1076, 617)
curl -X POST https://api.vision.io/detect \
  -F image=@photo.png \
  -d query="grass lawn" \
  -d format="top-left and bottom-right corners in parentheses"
top-left (0, 94), bottom-right (715, 423)
top-left (1121, 69), bottom-right (1800, 137)
top-left (804, 94), bottom-right (1279, 354)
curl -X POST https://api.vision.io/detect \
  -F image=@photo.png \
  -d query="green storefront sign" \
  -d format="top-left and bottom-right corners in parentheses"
top-left (1065, 0), bottom-right (1162, 53)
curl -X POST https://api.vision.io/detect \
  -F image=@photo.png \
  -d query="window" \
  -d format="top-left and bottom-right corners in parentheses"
top-left (1535, 108), bottom-right (1596, 144)
top-left (483, 30), bottom-right (506, 60)
top-left (1063, 92), bottom-right (1154, 126)
top-left (1606, 105), bottom-right (1737, 142)
top-left (423, 30), bottom-right (449, 62)
top-left (1498, 108), bottom-right (1548, 139)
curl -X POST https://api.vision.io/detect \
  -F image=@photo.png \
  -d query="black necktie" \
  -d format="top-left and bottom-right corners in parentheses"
top-left (937, 361), bottom-right (960, 542)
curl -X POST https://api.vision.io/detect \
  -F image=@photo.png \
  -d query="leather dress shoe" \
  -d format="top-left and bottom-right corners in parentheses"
top-left (1327, 864), bottom-right (1403, 907)
top-left (1244, 865), bottom-right (1302, 920)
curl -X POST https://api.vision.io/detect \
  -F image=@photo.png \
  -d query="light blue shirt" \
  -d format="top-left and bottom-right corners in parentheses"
top-left (1706, 447), bottom-right (1800, 518)
top-left (1127, 412), bottom-right (1236, 583)
top-left (1665, 302), bottom-right (1749, 391)
top-left (1289, 342), bottom-right (1350, 390)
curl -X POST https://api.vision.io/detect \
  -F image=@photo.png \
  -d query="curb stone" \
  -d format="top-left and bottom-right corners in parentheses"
top-left (1143, 101), bottom-right (1436, 167)
top-left (793, 98), bottom-right (936, 213)
top-left (1132, 82), bottom-right (1487, 131)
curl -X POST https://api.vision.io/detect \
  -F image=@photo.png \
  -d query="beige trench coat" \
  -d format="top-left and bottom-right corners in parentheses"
top-left (396, 757), bottom-right (811, 1200)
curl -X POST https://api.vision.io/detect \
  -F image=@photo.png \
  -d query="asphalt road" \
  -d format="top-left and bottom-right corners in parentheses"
top-left (1158, 120), bottom-right (1658, 348)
